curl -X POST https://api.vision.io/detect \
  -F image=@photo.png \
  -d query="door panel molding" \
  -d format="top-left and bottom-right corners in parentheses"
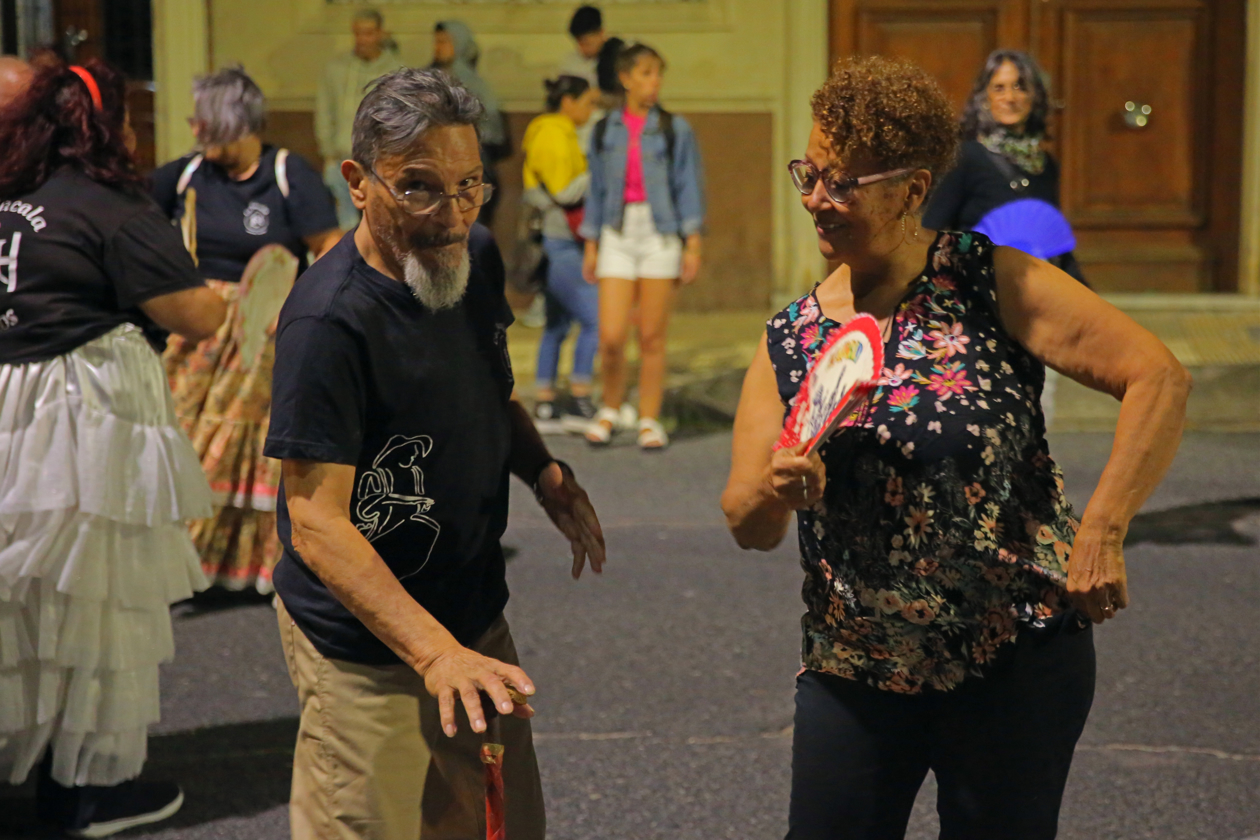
top-left (1055, 2), bottom-right (1209, 228)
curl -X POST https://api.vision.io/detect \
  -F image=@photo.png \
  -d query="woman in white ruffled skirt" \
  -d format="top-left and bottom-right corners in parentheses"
top-left (0, 56), bottom-right (226, 836)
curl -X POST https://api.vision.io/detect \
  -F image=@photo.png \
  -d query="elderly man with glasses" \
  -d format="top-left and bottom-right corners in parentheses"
top-left (266, 68), bottom-right (605, 840)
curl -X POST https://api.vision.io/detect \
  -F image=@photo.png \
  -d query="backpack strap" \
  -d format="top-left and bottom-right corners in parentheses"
top-left (659, 110), bottom-right (676, 167)
top-left (175, 154), bottom-right (203, 196)
top-left (592, 115), bottom-right (610, 155)
top-left (274, 148), bottom-right (291, 199)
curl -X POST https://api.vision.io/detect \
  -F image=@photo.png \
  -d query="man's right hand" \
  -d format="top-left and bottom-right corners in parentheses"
top-left (422, 645), bottom-right (536, 737)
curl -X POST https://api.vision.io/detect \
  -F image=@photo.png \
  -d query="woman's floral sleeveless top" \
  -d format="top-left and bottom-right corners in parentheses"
top-left (767, 232), bottom-right (1079, 694)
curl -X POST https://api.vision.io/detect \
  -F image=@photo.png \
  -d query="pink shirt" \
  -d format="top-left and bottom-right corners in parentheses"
top-left (622, 109), bottom-right (648, 204)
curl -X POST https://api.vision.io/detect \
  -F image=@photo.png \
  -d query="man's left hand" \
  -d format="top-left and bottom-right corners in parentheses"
top-left (537, 462), bottom-right (606, 579)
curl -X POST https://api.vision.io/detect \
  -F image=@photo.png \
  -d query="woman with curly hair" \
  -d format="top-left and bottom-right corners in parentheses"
top-left (721, 56), bottom-right (1190, 838)
top-left (0, 56), bottom-right (224, 835)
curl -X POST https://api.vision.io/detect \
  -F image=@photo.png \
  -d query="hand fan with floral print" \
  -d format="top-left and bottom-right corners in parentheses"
top-left (236, 244), bottom-right (299, 364)
top-left (776, 313), bottom-right (884, 453)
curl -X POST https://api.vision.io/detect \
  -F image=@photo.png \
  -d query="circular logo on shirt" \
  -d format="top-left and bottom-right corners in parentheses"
top-left (243, 201), bottom-right (270, 236)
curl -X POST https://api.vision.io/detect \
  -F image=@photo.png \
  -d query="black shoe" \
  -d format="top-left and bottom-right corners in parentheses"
top-left (67, 780), bottom-right (184, 838)
top-left (562, 395), bottom-right (598, 434)
top-left (532, 400), bottom-right (565, 435)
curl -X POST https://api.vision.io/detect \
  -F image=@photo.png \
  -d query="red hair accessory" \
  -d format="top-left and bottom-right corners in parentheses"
top-left (68, 65), bottom-right (103, 110)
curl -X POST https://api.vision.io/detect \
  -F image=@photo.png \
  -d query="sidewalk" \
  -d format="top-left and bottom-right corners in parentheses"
top-left (509, 294), bottom-right (1260, 433)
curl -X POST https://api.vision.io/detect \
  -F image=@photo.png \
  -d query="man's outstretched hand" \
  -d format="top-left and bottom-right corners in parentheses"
top-left (422, 644), bottom-right (536, 738)
top-left (536, 461), bottom-right (606, 579)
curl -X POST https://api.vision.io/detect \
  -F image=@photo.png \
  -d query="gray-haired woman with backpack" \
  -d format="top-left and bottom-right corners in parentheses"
top-left (579, 42), bottom-right (705, 450)
top-left (150, 67), bottom-right (341, 594)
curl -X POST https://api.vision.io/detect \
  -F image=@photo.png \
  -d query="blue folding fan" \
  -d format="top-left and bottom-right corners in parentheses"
top-left (973, 198), bottom-right (1076, 259)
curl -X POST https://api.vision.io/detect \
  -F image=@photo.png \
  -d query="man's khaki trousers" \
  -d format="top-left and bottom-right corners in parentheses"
top-left (277, 598), bottom-right (546, 840)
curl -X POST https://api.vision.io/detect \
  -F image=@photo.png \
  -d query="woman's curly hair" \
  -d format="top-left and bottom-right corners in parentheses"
top-left (811, 56), bottom-right (958, 188)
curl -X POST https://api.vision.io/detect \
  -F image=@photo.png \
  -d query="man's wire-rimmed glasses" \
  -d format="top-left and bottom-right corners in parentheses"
top-left (370, 167), bottom-right (495, 216)
top-left (787, 160), bottom-right (913, 205)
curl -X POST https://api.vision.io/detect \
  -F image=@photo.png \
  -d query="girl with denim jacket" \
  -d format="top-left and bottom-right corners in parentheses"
top-left (579, 43), bottom-right (705, 450)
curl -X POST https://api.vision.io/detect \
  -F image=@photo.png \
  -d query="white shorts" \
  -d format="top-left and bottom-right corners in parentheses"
top-left (596, 202), bottom-right (683, 280)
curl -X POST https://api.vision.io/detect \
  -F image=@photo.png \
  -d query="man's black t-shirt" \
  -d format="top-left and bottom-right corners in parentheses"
top-left (151, 146), bottom-right (339, 283)
top-left (266, 225), bottom-right (517, 665)
top-left (0, 168), bottom-right (204, 365)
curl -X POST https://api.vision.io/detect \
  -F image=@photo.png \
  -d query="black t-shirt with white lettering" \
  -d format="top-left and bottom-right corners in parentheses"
top-left (151, 146), bottom-right (338, 283)
top-left (266, 225), bottom-right (517, 665)
top-left (0, 168), bottom-right (204, 365)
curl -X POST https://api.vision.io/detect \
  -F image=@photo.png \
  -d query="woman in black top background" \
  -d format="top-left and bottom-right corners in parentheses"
top-left (923, 50), bottom-right (1086, 284)
top-left (0, 55), bottom-right (224, 836)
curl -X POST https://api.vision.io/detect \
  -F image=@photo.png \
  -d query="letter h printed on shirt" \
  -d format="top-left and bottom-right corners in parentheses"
top-left (0, 231), bottom-right (20, 293)
top-left (354, 434), bottom-right (441, 579)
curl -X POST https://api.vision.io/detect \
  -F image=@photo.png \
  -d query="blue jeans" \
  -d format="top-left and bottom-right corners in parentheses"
top-left (535, 237), bottom-right (599, 387)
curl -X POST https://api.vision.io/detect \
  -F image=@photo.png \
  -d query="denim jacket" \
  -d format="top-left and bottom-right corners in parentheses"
top-left (578, 107), bottom-right (705, 240)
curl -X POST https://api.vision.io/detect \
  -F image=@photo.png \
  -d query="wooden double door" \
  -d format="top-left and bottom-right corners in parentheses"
top-left (830, 0), bottom-right (1247, 292)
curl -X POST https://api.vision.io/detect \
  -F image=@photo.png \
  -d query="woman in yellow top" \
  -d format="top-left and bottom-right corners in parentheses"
top-left (522, 75), bottom-right (600, 432)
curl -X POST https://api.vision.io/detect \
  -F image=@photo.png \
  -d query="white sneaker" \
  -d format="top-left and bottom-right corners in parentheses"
top-left (520, 295), bottom-right (546, 328)
top-left (585, 406), bottom-right (620, 446)
top-left (637, 417), bottom-right (670, 450)
top-left (532, 400), bottom-right (566, 435)
top-left (617, 403), bottom-right (638, 431)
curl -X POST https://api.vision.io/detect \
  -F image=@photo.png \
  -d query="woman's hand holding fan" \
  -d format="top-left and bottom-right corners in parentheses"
top-left (776, 314), bottom-right (885, 454)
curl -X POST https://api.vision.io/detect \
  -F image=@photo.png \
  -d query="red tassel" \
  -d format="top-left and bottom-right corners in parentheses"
top-left (482, 742), bottom-right (506, 840)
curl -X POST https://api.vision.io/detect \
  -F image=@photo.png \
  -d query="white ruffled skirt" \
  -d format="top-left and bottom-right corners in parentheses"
top-left (0, 324), bottom-right (211, 787)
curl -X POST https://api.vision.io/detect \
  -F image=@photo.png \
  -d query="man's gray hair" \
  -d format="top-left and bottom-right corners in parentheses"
top-left (351, 68), bottom-right (483, 171)
top-left (192, 66), bottom-right (266, 146)
top-left (353, 8), bottom-right (383, 28)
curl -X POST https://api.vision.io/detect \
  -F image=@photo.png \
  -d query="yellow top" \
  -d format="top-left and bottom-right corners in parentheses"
top-left (522, 112), bottom-right (587, 196)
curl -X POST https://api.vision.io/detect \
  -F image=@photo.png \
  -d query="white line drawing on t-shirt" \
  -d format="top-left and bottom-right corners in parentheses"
top-left (355, 434), bottom-right (440, 578)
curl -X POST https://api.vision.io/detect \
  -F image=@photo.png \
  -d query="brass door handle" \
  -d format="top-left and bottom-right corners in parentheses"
top-left (1123, 101), bottom-right (1152, 129)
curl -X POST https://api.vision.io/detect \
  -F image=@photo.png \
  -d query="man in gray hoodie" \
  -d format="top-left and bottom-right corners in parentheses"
top-left (316, 9), bottom-right (402, 229)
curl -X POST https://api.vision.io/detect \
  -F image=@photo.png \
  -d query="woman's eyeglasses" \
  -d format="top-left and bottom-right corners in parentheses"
top-left (371, 169), bottom-right (495, 216)
top-left (788, 160), bottom-right (912, 205)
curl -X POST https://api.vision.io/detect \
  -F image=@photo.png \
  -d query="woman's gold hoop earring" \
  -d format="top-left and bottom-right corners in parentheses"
top-left (900, 213), bottom-right (906, 234)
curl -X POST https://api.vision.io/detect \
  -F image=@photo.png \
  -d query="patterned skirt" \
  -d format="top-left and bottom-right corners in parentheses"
top-left (0, 324), bottom-right (210, 786)
top-left (164, 279), bottom-right (282, 594)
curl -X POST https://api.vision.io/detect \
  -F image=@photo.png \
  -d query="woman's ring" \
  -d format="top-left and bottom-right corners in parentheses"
top-left (802, 475), bottom-right (809, 496)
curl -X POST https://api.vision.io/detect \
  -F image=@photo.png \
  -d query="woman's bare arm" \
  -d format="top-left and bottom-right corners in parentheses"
top-left (304, 228), bottom-right (343, 261)
top-left (282, 459), bottom-right (535, 735)
top-left (139, 286), bottom-right (226, 343)
top-left (721, 335), bottom-right (825, 550)
top-left (993, 246), bottom-right (1192, 620)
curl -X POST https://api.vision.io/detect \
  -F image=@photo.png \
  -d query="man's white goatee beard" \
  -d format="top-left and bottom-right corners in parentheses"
top-left (403, 249), bottom-right (471, 311)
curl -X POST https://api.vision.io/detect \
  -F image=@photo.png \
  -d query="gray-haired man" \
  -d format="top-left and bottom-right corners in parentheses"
top-left (266, 68), bottom-right (606, 839)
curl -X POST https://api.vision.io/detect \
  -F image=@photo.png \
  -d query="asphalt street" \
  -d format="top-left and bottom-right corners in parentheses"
top-left (2, 431), bottom-right (1257, 840)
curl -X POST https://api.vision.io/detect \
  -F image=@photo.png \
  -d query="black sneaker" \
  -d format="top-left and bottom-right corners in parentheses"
top-left (76, 780), bottom-right (183, 837)
top-left (44, 779), bottom-right (184, 838)
top-left (532, 400), bottom-right (565, 435)
top-left (562, 395), bottom-right (598, 434)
